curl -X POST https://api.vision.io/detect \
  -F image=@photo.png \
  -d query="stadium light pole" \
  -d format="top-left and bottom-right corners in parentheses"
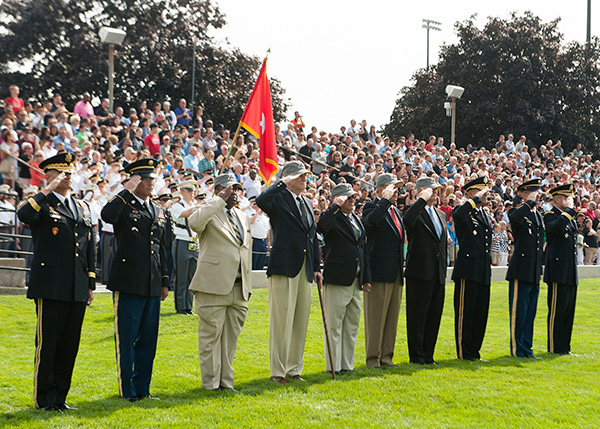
top-left (422, 19), bottom-right (441, 69)
top-left (445, 85), bottom-right (464, 145)
top-left (98, 27), bottom-right (127, 112)
top-left (587, 0), bottom-right (591, 44)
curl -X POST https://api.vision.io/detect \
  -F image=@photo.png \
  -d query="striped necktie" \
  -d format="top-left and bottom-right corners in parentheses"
top-left (227, 209), bottom-right (243, 245)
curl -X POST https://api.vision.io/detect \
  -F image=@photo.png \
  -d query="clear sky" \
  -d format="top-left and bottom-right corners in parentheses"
top-left (211, 0), bottom-right (596, 134)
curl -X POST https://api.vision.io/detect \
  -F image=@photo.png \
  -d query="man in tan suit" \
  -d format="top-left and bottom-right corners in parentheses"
top-left (188, 173), bottom-right (252, 391)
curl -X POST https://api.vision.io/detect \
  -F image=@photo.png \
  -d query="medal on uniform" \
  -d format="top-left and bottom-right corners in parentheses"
top-left (52, 227), bottom-right (58, 236)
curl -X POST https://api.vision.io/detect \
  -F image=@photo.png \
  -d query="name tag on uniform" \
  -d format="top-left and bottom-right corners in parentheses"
top-left (188, 242), bottom-right (198, 251)
top-left (50, 213), bottom-right (61, 220)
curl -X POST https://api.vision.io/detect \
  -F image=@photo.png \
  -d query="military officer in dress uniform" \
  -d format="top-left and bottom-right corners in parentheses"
top-left (452, 176), bottom-right (492, 361)
top-left (17, 152), bottom-right (96, 411)
top-left (101, 158), bottom-right (170, 402)
top-left (506, 178), bottom-right (544, 358)
top-left (544, 184), bottom-right (578, 355)
top-left (317, 183), bottom-right (371, 375)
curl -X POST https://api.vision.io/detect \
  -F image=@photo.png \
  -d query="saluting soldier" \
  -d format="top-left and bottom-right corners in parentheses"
top-left (17, 152), bottom-right (96, 411)
top-left (543, 184), bottom-right (578, 355)
top-left (101, 158), bottom-right (170, 402)
top-left (452, 176), bottom-right (492, 361)
top-left (506, 178), bottom-right (544, 359)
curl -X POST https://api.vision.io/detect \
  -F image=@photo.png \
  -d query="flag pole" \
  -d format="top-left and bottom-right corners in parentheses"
top-left (218, 50), bottom-right (270, 176)
top-left (218, 122), bottom-right (242, 175)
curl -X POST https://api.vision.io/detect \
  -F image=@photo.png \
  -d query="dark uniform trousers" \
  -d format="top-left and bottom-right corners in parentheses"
top-left (454, 279), bottom-right (490, 360)
top-left (34, 299), bottom-right (86, 409)
top-left (406, 268), bottom-right (445, 364)
top-left (509, 280), bottom-right (539, 357)
top-left (113, 292), bottom-right (161, 398)
top-left (251, 238), bottom-right (267, 270)
top-left (547, 283), bottom-right (577, 354)
top-left (100, 231), bottom-right (115, 285)
top-left (173, 239), bottom-right (197, 312)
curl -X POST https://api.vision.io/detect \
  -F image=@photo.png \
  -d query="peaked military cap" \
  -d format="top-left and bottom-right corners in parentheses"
top-left (123, 158), bottom-right (158, 178)
top-left (550, 183), bottom-right (574, 197)
top-left (463, 176), bottom-right (489, 192)
top-left (39, 152), bottom-right (76, 172)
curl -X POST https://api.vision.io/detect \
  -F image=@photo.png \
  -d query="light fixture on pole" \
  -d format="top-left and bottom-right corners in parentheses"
top-left (98, 27), bottom-right (126, 112)
top-left (422, 18), bottom-right (441, 69)
top-left (445, 85), bottom-right (464, 145)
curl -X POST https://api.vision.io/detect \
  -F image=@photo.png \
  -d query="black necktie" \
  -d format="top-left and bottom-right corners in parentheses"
top-left (349, 215), bottom-right (360, 241)
top-left (297, 196), bottom-right (309, 229)
top-left (65, 198), bottom-right (75, 219)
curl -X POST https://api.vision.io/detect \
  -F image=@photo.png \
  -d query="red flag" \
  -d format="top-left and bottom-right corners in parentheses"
top-left (240, 58), bottom-right (278, 185)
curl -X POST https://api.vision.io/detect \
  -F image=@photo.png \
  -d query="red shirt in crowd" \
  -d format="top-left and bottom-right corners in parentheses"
top-left (439, 204), bottom-right (453, 221)
top-left (5, 97), bottom-right (24, 115)
top-left (144, 134), bottom-right (160, 156)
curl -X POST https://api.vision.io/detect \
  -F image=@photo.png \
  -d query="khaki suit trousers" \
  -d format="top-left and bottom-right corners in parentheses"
top-left (323, 278), bottom-right (362, 372)
top-left (269, 259), bottom-right (312, 378)
top-left (195, 287), bottom-right (248, 390)
top-left (364, 271), bottom-right (403, 368)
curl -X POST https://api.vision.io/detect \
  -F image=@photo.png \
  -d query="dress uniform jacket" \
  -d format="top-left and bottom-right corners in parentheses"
top-left (18, 192), bottom-right (96, 301)
top-left (101, 189), bottom-right (169, 296)
top-left (543, 207), bottom-right (578, 286)
top-left (451, 196), bottom-right (492, 285)
top-left (362, 197), bottom-right (404, 283)
top-left (255, 180), bottom-right (320, 279)
top-left (317, 203), bottom-right (371, 287)
top-left (506, 200), bottom-right (544, 284)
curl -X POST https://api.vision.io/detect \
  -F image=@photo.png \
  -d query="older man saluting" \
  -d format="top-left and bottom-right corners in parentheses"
top-left (362, 173), bottom-right (405, 369)
top-left (188, 173), bottom-right (252, 391)
top-left (317, 183), bottom-right (371, 375)
top-left (256, 161), bottom-right (322, 385)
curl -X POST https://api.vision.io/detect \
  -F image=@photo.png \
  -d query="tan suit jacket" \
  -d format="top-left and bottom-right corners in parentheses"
top-left (188, 197), bottom-right (252, 300)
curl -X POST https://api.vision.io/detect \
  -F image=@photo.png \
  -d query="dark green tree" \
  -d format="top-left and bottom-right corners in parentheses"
top-left (384, 12), bottom-right (600, 155)
top-left (0, 0), bottom-right (289, 128)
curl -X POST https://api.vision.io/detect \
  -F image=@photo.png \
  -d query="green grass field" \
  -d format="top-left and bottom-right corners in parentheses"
top-left (1, 279), bottom-right (600, 428)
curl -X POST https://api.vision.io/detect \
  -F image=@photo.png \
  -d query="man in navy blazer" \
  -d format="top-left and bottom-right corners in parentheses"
top-left (256, 161), bottom-right (322, 384)
top-left (403, 177), bottom-right (448, 365)
top-left (317, 183), bottom-right (371, 375)
top-left (362, 173), bottom-right (405, 368)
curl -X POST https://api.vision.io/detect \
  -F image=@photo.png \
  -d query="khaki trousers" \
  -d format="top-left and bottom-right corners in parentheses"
top-left (364, 272), bottom-right (403, 367)
top-left (323, 278), bottom-right (362, 372)
top-left (269, 260), bottom-right (312, 378)
top-left (195, 287), bottom-right (248, 390)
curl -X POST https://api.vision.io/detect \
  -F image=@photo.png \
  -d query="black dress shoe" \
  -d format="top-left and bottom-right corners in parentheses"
top-left (56, 403), bottom-right (77, 411)
top-left (177, 311), bottom-right (189, 315)
top-left (525, 354), bottom-right (542, 360)
top-left (126, 396), bottom-right (140, 402)
top-left (138, 394), bottom-right (160, 400)
top-left (289, 375), bottom-right (305, 381)
top-left (425, 360), bottom-right (438, 365)
top-left (410, 360), bottom-right (425, 365)
top-left (559, 351), bottom-right (577, 356)
top-left (326, 370), bottom-right (341, 376)
top-left (340, 369), bottom-right (354, 375)
top-left (43, 405), bottom-right (62, 412)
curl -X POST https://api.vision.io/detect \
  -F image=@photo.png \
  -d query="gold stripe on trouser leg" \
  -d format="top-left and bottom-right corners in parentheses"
top-left (458, 279), bottom-right (465, 360)
top-left (33, 299), bottom-right (43, 408)
top-left (113, 292), bottom-right (123, 396)
top-left (510, 280), bottom-right (519, 357)
top-left (549, 283), bottom-right (557, 353)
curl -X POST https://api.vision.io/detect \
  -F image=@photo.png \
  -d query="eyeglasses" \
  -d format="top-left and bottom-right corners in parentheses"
top-left (35, 155), bottom-right (43, 158)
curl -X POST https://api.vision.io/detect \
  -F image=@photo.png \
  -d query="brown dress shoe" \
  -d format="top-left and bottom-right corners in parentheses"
top-left (270, 376), bottom-right (288, 385)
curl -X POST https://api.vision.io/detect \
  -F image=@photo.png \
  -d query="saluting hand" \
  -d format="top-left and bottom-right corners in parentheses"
top-left (418, 187), bottom-right (434, 203)
top-left (282, 173), bottom-right (301, 185)
top-left (332, 195), bottom-right (347, 206)
top-left (217, 185), bottom-right (233, 202)
top-left (124, 175), bottom-right (141, 192)
top-left (528, 191), bottom-right (539, 202)
top-left (475, 187), bottom-right (490, 202)
top-left (41, 172), bottom-right (67, 196)
top-left (566, 196), bottom-right (574, 209)
top-left (382, 184), bottom-right (396, 200)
